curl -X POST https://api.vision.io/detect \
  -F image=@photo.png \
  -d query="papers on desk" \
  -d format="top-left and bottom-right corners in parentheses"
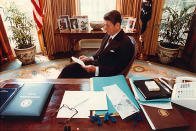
top-left (103, 84), bottom-right (139, 119)
top-left (71, 56), bottom-right (85, 66)
top-left (57, 91), bottom-right (107, 118)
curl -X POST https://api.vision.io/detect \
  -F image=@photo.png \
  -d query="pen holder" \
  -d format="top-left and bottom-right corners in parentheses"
top-left (89, 114), bottom-right (102, 126)
top-left (104, 112), bottom-right (116, 123)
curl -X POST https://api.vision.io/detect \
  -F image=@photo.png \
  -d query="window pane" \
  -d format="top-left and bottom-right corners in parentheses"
top-left (159, 0), bottom-right (196, 44)
top-left (0, 0), bottom-right (40, 53)
top-left (80, 0), bottom-right (116, 22)
top-left (164, 0), bottom-right (196, 13)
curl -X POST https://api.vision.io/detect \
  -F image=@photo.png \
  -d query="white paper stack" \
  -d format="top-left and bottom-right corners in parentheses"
top-left (57, 91), bottom-right (107, 118)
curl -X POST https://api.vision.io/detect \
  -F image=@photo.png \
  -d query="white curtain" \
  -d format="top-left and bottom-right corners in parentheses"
top-left (80, 0), bottom-right (116, 22)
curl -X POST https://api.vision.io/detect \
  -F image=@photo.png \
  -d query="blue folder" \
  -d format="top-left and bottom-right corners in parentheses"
top-left (92, 75), bottom-right (140, 115)
top-left (0, 83), bottom-right (53, 117)
top-left (129, 75), bottom-right (170, 103)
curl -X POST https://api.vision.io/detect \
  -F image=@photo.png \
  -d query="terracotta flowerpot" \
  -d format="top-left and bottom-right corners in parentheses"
top-left (14, 45), bottom-right (36, 65)
top-left (177, 45), bottom-right (185, 58)
top-left (157, 42), bottom-right (179, 64)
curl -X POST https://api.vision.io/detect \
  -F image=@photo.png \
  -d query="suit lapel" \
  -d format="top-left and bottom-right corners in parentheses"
top-left (102, 30), bottom-right (124, 53)
top-left (101, 35), bottom-right (110, 50)
top-left (94, 35), bottom-right (110, 56)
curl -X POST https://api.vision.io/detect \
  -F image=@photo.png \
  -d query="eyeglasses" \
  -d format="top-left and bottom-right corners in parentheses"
top-left (51, 104), bottom-right (78, 124)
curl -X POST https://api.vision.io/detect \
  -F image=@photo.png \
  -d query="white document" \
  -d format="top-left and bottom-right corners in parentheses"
top-left (57, 91), bottom-right (107, 118)
top-left (140, 102), bottom-right (172, 109)
top-left (71, 56), bottom-right (85, 66)
top-left (129, 78), bottom-right (140, 100)
top-left (103, 84), bottom-right (139, 119)
top-left (88, 91), bottom-right (108, 110)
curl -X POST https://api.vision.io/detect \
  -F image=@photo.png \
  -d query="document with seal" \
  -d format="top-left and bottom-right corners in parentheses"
top-left (103, 84), bottom-right (139, 119)
top-left (0, 83), bottom-right (53, 117)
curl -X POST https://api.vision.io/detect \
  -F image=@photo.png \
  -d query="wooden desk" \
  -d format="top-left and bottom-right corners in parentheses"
top-left (54, 29), bottom-right (139, 50)
top-left (0, 79), bottom-right (196, 131)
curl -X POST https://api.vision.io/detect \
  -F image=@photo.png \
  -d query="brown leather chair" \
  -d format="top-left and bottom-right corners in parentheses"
top-left (120, 36), bottom-right (138, 77)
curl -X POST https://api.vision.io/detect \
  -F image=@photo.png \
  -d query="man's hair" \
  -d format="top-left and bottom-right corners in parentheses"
top-left (104, 10), bottom-right (122, 25)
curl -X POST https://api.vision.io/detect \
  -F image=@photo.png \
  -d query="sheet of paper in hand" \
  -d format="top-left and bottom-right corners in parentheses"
top-left (71, 56), bottom-right (85, 66)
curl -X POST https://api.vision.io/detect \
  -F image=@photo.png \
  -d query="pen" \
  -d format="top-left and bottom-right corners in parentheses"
top-left (158, 77), bottom-right (173, 90)
top-left (157, 81), bottom-right (171, 94)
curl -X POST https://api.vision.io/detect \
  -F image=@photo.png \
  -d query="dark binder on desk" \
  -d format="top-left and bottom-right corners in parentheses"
top-left (140, 104), bottom-right (189, 130)
top-left (0, 83), bottom-right (53, 118)
top-left (0, 84), bottom-right (22, 112)
top-left (133, 79), bottom-right (171, 100)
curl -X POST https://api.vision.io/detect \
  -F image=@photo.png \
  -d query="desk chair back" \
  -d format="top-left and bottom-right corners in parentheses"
top-left (120, 36), bottom-right (137, 77)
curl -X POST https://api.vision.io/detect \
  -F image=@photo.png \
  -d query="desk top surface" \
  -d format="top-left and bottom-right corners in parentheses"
top-left (0, 79), bottom-right (195, 131)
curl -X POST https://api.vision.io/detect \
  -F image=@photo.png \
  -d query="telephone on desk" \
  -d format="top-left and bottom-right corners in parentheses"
top-left (171, 79), bottom-right (196, 111)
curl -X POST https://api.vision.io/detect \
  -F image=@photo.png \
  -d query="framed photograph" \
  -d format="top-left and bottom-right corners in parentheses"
top-left (74, 16), bottom-right (88, 31)
top-left (59, 15), bottom-right (71, 30)
top-left (121, 17), bottom-right (129, 31)
top-left (69, 18), bottom-right (79, 30)
top-left (58, 18), bottom-right (68, 31)
top-left (126, 17), bottom-right (136, 32)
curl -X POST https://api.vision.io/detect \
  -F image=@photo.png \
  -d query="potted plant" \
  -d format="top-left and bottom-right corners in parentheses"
top-left (158, 5), bottom-right (194, 64)
top-left (3, 2), bottom-right (36, 65)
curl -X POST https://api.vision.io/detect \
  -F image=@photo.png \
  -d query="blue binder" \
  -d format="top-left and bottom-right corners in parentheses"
top-left (0, 83), bottom-right (53, 117)
top-left (92, 75), bottom-right (140, 115)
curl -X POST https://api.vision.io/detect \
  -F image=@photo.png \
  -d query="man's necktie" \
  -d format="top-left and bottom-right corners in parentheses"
top-left (108, 38), bottom-right (112, 44)
top-left (104, 38), bottom-right (112, 49)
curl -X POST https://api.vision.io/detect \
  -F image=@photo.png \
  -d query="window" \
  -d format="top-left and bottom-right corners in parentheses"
top-left (80, 0), bottom-right (116, 22)
top-left (159, 0), bottom-right (196, 43)
top-left (164, 0), bottom-right (196, 10)
top-left (0, 0), bottom-right (40, 53)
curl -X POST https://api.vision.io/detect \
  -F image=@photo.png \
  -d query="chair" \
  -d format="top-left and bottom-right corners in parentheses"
top-left (120, 36), bottom-right (138, 77)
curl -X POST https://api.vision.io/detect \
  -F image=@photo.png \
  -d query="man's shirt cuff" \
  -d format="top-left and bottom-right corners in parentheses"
top-left (90, 56), bottom-right (94, 60)
top-left (95, 66), bottom-right (99, 76)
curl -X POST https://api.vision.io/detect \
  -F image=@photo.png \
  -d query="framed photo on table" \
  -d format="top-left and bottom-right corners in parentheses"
top-left (126, 17), bottom-right (136, 32)
top-left (74, 16), bottom-right (88, 31)
top-left (69, 18), bottom-right (79, 30)
top-left (58, 15), bottom-right (71, 31)
top-left (121, 17), bottom-right (129, 32)
top-left (57, 18), bottom-right (68, 31)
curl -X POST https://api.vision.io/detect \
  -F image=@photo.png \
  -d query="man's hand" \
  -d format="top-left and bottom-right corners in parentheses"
top-left (82, 65), bottom-right (96, 73)
top-left (79, 55), bottom-right (92, 62)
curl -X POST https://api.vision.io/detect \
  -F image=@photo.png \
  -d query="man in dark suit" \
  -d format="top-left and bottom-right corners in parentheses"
top-left (58, 10), bottom-right (135, 78)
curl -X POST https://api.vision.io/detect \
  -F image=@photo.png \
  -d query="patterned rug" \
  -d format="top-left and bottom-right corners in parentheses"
top-left (0, 57), bottom-right (195, 80)
top-left (0, 58), bottom-right (70, 79)
top-left (130, 60), bottom-right (195, 78)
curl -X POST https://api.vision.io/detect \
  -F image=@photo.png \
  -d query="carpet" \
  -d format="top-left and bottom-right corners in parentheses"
top-left (0, 58), bottom-right (195, 80)
top-left (0, 59), bottom-right (70, 79)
